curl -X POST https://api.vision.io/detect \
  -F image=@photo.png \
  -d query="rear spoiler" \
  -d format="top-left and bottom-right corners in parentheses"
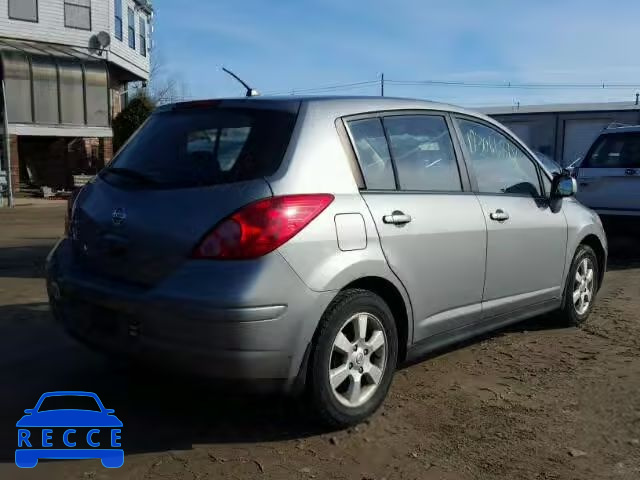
top-left (157, 99), bottom-right (301, 114)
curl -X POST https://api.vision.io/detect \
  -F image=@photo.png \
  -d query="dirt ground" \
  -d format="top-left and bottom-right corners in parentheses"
top-left (0, 204), bottom-right (639, 480)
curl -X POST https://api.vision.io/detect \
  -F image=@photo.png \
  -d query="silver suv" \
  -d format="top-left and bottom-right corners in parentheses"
top-left (47, 97), bottom-right (607, 427)
top-left (575, 125), bottom-right (640, 225)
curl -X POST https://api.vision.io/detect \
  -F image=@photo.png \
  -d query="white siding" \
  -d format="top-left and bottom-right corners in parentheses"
top-left (0, 0), bottom-right (150, 81)
top-left (109, 0), bottom-right (150, 80)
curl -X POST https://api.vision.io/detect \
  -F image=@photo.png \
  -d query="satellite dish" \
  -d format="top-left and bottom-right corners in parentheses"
top-left (97, 31), bottom-right (111, 48)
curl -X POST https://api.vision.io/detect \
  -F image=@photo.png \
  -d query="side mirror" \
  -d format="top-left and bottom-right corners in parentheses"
top-left (551, 173), bottom-right (577, 198)
top-left (24, 409), bottom-right (34, 415)
top-left (104, 409), bottom-right (115, 414)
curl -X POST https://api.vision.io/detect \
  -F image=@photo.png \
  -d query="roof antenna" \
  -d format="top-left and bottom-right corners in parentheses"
top-left (222, 67), bottom-right (260, 97)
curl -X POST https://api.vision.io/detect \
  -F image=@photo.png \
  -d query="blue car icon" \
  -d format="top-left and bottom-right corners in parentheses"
top-left (16, 391), bottom-right (123, 468)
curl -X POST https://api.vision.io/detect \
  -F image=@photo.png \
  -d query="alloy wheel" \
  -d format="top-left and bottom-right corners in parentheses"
top-left (573, 257), bottom-right (595, 316)
top-left (328, 312), bottom-right (388, 408)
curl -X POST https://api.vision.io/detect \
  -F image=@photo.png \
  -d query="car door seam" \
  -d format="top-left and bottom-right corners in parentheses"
top-left (472, 193), bottom-right (490, 305)
top-left (360, 193), bottom-right (416, 344)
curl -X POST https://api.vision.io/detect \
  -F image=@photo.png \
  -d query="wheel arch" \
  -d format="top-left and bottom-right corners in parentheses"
top-left (579, 234), bottom-right (606, 291)
top-left (337, 276), bottom-right (411, 362)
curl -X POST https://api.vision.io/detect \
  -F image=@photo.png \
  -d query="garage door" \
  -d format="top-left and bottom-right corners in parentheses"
top-left (562, 119), bottom-right (610, 166)
top-left (503, 122), bottom-right (532, 146)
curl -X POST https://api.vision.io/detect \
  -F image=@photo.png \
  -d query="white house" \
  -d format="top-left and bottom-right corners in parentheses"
top-left (0, 0), bottom-right (153, 203)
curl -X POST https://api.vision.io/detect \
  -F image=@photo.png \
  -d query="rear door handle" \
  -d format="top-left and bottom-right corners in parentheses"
top-left (489, 209), bottom-right (510, 222)
top-left (383, 211), bottom-right (412, 225)
top-left (625, 168), bottom-right (637, 176)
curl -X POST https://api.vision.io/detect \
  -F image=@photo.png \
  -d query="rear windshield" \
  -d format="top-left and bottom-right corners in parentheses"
top-left (104, 107), bottom-right (297, 188)
top-left (584, 133), bottom-right (640, 168)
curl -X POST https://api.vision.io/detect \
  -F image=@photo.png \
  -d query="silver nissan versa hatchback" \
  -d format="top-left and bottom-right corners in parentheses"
top-left (47, 96), bottom-right (607, 427)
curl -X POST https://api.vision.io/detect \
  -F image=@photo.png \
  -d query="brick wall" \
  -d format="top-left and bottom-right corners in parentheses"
top-left (19, 136), bottom-right (113, 190)
top-left (101, 138), bottom-right (114, 165)
top-left (9, 135), bottom-right (19, 194)
top-left (8, 136), bottom-right (114, 193)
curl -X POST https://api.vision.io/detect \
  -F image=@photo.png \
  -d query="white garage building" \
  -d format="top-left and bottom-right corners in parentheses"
top-left (482, 101), bottom-right (640, 166)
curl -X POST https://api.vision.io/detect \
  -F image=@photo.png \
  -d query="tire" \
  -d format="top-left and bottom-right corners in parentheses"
top-left (557, 244), bottom-right (599, 326)
top-left (308, 289), bottom-right (398, 428)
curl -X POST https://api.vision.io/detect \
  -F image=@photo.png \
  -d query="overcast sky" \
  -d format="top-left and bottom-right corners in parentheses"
top-left (152, 0), bottom-right (640, 107)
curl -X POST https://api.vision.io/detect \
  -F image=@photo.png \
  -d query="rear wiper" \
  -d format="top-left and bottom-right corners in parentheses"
top-left (103, 167), bottom-right (158, 185)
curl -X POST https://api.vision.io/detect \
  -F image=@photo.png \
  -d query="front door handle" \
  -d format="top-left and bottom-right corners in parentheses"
top-left (383, 211), bottom-right (412, 225)
top-left (489, 209), bottom-right (510, 222)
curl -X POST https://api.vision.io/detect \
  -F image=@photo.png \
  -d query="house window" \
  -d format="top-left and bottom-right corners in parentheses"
top-left (139, 17), bottom-right (147, 56)
top-left (128, 8), bottom-right (136, 49)
top-left (114, 0), bottom-right (123, 40)
top-left (85, 62), bottom-right (109, 127)
top-left (9, 0), bottom-right (38, 22)
top-left (64, 0), bottom-right (91, 30)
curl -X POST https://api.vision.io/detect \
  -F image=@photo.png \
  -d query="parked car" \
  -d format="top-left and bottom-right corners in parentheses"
top-left (47, 97), bottom-right (607, 427)
top-left (574, 125), bottom-right (640, 227)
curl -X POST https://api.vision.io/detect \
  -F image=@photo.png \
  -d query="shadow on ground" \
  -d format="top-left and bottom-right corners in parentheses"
top-left (0, 245), bottom-right (53, 279)
top-left (607, 234), bottom-right (640, 271)
top-left (0, 301), bottom-right (329, 465)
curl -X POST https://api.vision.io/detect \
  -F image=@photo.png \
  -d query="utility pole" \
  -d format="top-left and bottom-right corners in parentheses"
top-left (1, 80), bottom-right (13, 207)
top-left (381, 73), bottom-right (385, 97)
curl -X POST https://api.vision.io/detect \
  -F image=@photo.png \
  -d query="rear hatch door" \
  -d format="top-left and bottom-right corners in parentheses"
top-left (71, 100), bottom-right (299, 286)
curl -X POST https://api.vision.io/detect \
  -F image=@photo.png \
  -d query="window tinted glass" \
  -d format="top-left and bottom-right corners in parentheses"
top-left (32, 56), bottom-right (59, 124)
top-left (114, 0), bottom-right (123, 40)
top-left (458, 119), bottom-right (541, 197)
top-left (128, 8), bottom-right (135, 49)
top-left (4, 50), bottom-right (32, 123)
top-left (9, 0), bottom-right (37, 22)
top-left (384, 115), bottom-right (460, 191)
top-left (106, 108), bottom-right (296, 188)
top-left (64, 0), bottom-right (91, 30)
top-left (349, 118), bottom-right (395, 190)
top-left (187, 126), bottom-right (251, 172)
top-left (585, 133), bottom-right (640, 168)
top-left (85, 62), bottom-right (109, 127)
top-left (59, 59), bottom-right (85, 124)
top-left (139, 17), bottom-right (147, 56)
top-left (541, 173), bottom-right (552, 196)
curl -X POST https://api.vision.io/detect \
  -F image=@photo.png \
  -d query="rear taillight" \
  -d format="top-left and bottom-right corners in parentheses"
top-left (192, 194), bottom-right (334, 260)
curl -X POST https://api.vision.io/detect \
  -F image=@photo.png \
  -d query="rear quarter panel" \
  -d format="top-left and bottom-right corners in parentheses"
top-left (269, 102), bottom-right (415, 342)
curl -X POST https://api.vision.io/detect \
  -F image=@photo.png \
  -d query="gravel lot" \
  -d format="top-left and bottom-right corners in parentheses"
top-left (0, 204), bottom-right (639, 480)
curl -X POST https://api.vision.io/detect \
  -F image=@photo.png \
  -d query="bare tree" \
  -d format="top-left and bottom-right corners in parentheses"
top-left (147, 50), bottom-right (190, 105)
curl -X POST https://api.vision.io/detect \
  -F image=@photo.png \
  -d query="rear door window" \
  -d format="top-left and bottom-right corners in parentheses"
top-left (584, 133), bottom-right (640, 168)
top-left (104, 107), bottom-right (297, 188)
top-left (348, 118), bottom-right (395, 190)
top-left (383, 115), bottom-right (461, 191)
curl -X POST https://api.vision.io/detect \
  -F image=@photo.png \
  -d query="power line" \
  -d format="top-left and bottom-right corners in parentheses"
top-left (265, 80), bottom-right (379, 96)
top-left (386, 79), bottom-right (640, 90)
top-left (264, 78), bottom-right (640, 96)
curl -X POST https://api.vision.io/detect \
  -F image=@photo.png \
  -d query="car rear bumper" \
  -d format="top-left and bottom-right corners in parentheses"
top-left (47, 239), bottom-right (335, 392)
